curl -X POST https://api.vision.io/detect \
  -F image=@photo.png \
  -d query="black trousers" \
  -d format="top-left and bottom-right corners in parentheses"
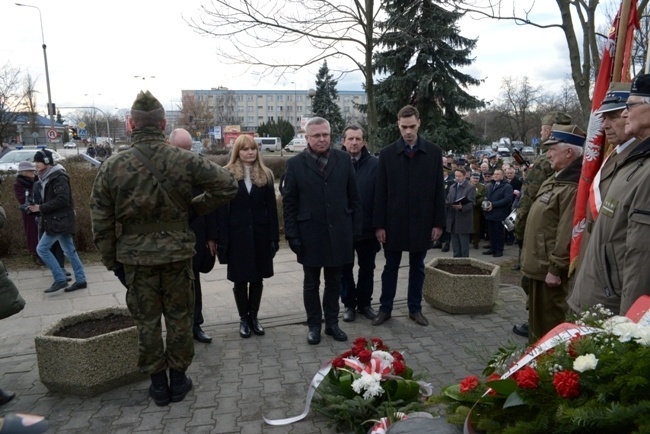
top-left (303, 266), bottom-right (341, 328)
top-left (487, 220), bottom-right (505, 254)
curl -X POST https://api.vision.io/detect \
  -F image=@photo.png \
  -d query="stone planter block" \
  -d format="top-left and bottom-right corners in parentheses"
top-left (423, 257), bottom-right (500, 314)
top-left (35, 306), bottom-right (146, 396)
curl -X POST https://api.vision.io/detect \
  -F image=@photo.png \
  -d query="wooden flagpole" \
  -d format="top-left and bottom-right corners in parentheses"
top-left (612, 0), bottom-right (633, 81)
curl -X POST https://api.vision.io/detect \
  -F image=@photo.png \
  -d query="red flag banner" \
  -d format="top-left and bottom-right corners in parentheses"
top-left (569, 1), bottom-right (639, 275)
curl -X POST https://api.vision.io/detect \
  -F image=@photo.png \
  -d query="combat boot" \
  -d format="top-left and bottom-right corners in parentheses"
top-left (149, 370), bottom-right (170, 406)
top-left (169, 369), bottom-right (192, 403)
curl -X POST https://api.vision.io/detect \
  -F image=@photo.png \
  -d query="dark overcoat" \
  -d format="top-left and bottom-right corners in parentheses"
top-left (282, 148), bottom-right (362, 267)
top-left (217, 179), bottom-right (279, 282)
top-left (484, 181), bottom-right (513, 222)
top-left (189, 187), bottom-right (218, 274)
top-left (38, 168), bottom-right (76, 235)
top-left (373, 136), bottom-right (446, 252)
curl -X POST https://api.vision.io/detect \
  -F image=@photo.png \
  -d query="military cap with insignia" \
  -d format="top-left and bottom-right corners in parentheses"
top-left (541, 111), bottom-right (572, 126)
top-left (629, 73), bottom-right (650, 97)
top-left (596, 82), bottom-right (630, 114)
top-left (131, 90), bottom-right (164, 112)
top-left (543, 124), bottom-right (586, 147)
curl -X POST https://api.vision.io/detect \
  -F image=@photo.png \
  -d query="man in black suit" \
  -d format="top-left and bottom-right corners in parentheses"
top-left (483, 168), bottom-right (513, 257)
top-left (283, 117), bottom-right (362, 345)
top-left (372, 105), bottom-right (446, 327)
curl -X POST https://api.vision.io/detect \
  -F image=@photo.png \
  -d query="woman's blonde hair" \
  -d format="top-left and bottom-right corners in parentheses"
top-left (225, 135), bottom-right (273, 187)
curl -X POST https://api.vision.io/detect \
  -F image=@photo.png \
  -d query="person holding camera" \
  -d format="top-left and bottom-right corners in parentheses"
top-left (27, 150), bottom-right (87, 294)
top-left (13, 162), bottom-right (41, 265)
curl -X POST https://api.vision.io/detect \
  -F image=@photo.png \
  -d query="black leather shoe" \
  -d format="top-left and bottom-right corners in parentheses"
top-left (512, 264), bottom-right (521, 271)
top-left (357, 306), bottom-right (377, 320)
top-left (65, 281), bottom-right (87, 292)
top-left (239, 320), bottom-right (251, 339)
top-left (307, 327), bottom-right (321, 345)
top-left (482, 250), bottom-right (494, 255)
top-left (372, 311), bottom-right (391, 326)
top-left (193, 326), bottom-right (212, 343)
top-left (493, 252), bottom-right (503, 257)
top-left (482, 244), bottom-right (491, 249)
top-left (431, 240), bottom-right (442, 249)
top-left (325, 324), bottom-right (348, 341)
top-left (342, 307), bottom-right (356, 322)
top-left (513, 323), bottom-right (529, 337)
top-left (44, 281), bottom-right (68, 293)
top-left (0, 388), bottom-right (16, 406)
top-left (441, 242), bottom-right (450, 252)
top-left (63, 269), bottom-right (71, 277)
top-left (408, 311), bottom-right (429, 326)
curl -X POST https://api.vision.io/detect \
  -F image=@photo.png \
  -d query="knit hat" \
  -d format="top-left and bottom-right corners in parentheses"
top-left (18, 161), bottom-right (36, 171)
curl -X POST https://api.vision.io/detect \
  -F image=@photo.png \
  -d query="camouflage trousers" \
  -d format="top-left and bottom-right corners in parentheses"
top-left (124, 259), bottom-right (195, 374)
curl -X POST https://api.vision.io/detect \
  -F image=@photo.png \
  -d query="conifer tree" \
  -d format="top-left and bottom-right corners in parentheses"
top-left (374, 0), bottom-right (484, 152)
top-left (311, 61), bottom-right (345, 141)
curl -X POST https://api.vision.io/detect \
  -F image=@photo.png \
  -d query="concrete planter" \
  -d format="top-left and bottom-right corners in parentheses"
top-left (423, 257), bottom-right (500, 314)
top-left (35, 306), bottom-right (145, 396)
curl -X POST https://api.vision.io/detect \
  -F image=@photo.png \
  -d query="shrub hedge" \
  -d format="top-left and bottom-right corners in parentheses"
top-left (0, 153), bottom-right (292, 259)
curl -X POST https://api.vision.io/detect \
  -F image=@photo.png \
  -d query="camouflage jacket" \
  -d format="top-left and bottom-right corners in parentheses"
top-left (514, 154), bottom-right (553, 240)
top-left (90, 128), bottom-right (237, 269)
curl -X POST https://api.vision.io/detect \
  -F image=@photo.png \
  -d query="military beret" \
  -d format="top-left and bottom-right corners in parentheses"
top-left (471, 172), bottom-right (481, 178)
top-left (543, 124), bottom-right (586, 147)
top-left (131, 90), bottom-right (163, 112)
top-left (541, 111), bottom-right (572, 126)
top-left (596, 82), bottom-right (630, 114)
top-left (33, 149), bottom-right (54, 165)
top-left (629, 74), bottom-right (650, 97)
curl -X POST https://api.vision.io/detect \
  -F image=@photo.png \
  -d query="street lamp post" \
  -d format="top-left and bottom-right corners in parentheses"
top-left (16, 3), bottom-right (56, 149)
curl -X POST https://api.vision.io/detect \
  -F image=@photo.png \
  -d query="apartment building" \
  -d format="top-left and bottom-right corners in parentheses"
top-left (181, 87), bottom-right (367, 132)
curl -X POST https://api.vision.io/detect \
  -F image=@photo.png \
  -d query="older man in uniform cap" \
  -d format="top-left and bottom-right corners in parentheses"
top-left (511, 111), bottom-right (571, 338)
top-left (90, 91), bottom-right (238, 406)
top-left (568, 75), bottom-right (650, 315)
top-left (521, 124), bottom-right (584, 343)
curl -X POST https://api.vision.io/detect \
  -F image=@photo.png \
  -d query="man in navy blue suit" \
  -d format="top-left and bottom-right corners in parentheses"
top-left (482, 168), bottom-right (513, 257)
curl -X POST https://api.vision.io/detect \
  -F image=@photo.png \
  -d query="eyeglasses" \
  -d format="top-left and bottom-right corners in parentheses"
top-left (625, 101), bottom-right (648, 110)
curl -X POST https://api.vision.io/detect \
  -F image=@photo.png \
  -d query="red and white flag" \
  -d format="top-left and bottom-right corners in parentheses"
top-left (569, 0), bottom-right (639, 275)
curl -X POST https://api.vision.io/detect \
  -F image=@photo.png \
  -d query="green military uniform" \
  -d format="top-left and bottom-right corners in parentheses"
top-left (90, 92), bottom-right (237, 375)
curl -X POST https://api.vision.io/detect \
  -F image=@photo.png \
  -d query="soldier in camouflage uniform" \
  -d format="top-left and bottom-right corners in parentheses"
top-left (512, 111), bottom-right (572, 338)
top-left (90, 91), bottom-right (238, 406)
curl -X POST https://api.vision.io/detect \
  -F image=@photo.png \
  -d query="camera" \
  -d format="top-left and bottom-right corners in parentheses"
top-left (19, 191), bottom-right (37, 215)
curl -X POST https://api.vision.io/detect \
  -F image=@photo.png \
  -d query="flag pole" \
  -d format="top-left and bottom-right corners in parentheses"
top-left (613, 0), bottom-right (633, 81)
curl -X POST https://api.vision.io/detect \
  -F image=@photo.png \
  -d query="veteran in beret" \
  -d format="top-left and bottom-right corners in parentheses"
top-left (520, 124), bottom-right (584, 343)
top-left (90, 91), bottom-right (238, 406)
top-left (569, 74), bottom-right (650, 316)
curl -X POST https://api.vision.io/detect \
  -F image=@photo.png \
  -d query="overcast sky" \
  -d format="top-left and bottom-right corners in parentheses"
top-left (1, 0), bottom-right (612, 117)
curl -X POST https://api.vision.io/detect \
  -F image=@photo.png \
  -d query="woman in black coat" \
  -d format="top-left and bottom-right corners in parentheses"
top-left (217, 135), bottom-right (279, 338)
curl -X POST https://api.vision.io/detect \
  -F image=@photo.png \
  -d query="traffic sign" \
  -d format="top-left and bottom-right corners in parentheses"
top-left (78, 128), bottom-right (88, 137)
top-left (46, 129), bottom-right (58, 140)
top-left (78, 122), bottom-right (86, 129)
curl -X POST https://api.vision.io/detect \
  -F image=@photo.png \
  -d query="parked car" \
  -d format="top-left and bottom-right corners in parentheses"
top-left (0, 148), bottom-right (65, 172)
top-left (63, 142), bottom-right (77, 149)
top-left (497, 146), bottom-right (511, 157)
top-left (521, 146), bottom-right (535, 157)
top-left (254, 137), bottom-right (282, 152)
top-left (285, 138), bottom-right (307, 152)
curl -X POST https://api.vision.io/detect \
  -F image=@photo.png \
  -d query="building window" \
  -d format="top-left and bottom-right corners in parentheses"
top-left (247, 95), bottom-right (254, 101)
top-left (344, 106), bottom-right (350, 113)
top-left (247, 106), bottom-right (254, 112)
top-left (258, 106), bottom-right (263, 110)
top-left (297, 105), bottom-right (303, 112)
top-left (276, 95), bottom-right (283, 101)
top-left (247, 116), bottom-right (254, 122)
top-left (297, 95), bottom-right (303, 102)
top-left (278, 106), bottom-right (283, 111)
top-left (237, 106), bottom-right (244, 112)
top-left (267, 106), bottom-right (274, 111)
top-left (267, 95), bottom-right (273, 101)
top-left (236, 95), bottom-right (243, 101)
top-left (268, 116), bottom-right (274, 121)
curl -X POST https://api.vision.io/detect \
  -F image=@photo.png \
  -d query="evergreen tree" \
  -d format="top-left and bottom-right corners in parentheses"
top-left (311, 61), bottom-right (345, 141)
top-left (373, 0), bottom-right (484, 152)
top-left (257, 119), bottom-right (294, 149)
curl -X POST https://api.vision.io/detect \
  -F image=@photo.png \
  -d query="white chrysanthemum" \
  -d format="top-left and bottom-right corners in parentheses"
top-left (351, 371), bottom-right (384, 400)
top-left (633, 326), bottom-right (650, 346)
top-left (372, 350), bottom-right (394, 364)
top-left (573, 354), bottom-right (599, 373)
top-left (602, 315), bottom-right (632, 331)
top-left (611, 322), bottom-right (639, 343)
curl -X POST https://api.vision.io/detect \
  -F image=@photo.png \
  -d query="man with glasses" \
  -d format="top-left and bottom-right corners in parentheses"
top-left (283, 117), bottom-right (361, 345)
top-left (568, 75), bottom-right (650, 315)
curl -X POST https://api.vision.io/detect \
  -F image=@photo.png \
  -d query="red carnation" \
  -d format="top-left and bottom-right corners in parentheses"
top-left (332, 357), bottom-right (346, 369)
top-left (354, 337), bottom-right (369, 347)
top-left (358, 349), bottom-right (373, 364)
top-left (391, 351), bottom-right (404, 362)
top-left (515, 366), bottom-right (539, 389)
top-left (553, 370), bottom-right (580, 399)
top-left (460, 375), bottom-right (480, 393)
top-left (351, 344), bottom-right (365, 356)
top-left (392, 360), bottom-right (406, 376)
top-left (567, 334), bottom-right (582, 358)
top-left (340, 350), bottom-right (354, 359)
top-left (370, 337), bottom-right (384, 348)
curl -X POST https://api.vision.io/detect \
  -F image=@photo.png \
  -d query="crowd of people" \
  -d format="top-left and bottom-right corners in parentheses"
top-left (2, 74), bottom-right (650, 413)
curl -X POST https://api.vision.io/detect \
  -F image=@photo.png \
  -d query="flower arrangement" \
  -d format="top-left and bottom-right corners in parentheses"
top-left (313, 337), bottom-right (430, 434)
top-left (434, 303), bottom-right (650, 434)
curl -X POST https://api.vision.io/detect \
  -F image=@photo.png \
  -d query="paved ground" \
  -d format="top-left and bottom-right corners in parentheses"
top-left (0, 243), bottom-right (527, 433)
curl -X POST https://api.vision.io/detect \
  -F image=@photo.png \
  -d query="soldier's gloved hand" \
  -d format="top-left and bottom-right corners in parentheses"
top-left (288, 238), bottom-right (303, 257)
top-left (113, 264), bottom-right (127, 288)
top-left (270, 241), bottom-right (279, 259)
top-left (216, 244), bottom-right (228, 264)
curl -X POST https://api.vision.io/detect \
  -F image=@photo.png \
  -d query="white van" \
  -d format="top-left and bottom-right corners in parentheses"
top-left (285, 138), bottom-right (307, 152)
top-left (254, 137), bottom-right (282, 152)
